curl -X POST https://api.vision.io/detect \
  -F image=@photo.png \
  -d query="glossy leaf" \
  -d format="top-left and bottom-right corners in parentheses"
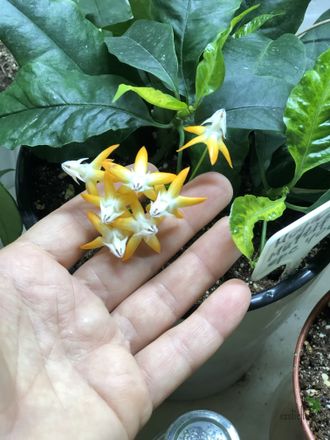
top-left (0, 0), bottom-right (109, 74)
top-left (233, 13), bottom-right (282, 38)
top-left (285, 48), bottom-right (330, 184)
top-left (0, 54), bottom-right (155, 149)
top-left (256, 34), bottom-right (306, 85)
top-left (113, 85), bottom-right (188, 111)
top-left (197, 34), bottom-right (302, 132)
top-left (230, 195), bottom-right (287, 260)
top-left (237, 0), bottom-right (311, 38)
top-left (0, 182), bottom-right (22, 246)
top-left (195, 5), bottom-right (259, 105)
top-left (75, 0), bottom-right (133, 27)
top-left (106, 20), bottom-right (179, 92)
top-left (129, 0), bottom-right (151, 20)
top-left (150, 0), bottom-right (241, 96)
top-left (0, 169), bottom-right (13, 179)
top-left (301, 10), bottom-right (330, 69)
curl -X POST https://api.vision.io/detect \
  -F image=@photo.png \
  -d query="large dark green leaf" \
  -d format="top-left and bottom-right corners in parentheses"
top-left (0, 0), bottom-right (109, 74)
top-left (256, 34), bottom-right (306, 85)
top-left (238, 0), bottom-right (311, 38)
top-left (251, 131), bottom-right (286, 190)
top-left (106, 20), bottom-right (179, 93)
top-left (129, 0), bottom-right (151, 20)
top-left (285, 49), bottom-right (330, 184)
top-left (150, 0), bottom-right (241, 96)
top-left (197, 34), bottom-right (297, 131)
top-left (306, 189), bottom-right (330, 213)
top-left (301, 10), bottom-right (330, 69)
top-left (0, 182), bottom-right (22, 245)
top-left (0, 54), bottom-right (156, 149)
top-left (75, 0), bottom-right (133, 27)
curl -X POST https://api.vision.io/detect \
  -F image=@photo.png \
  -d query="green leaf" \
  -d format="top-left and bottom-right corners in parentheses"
top-left (197, 34), bottom-right (304, 132)
top-left (194, 5), bottom-right (260, 106)
top-left (150, 0), bottom-right (242, 96)
top-left (237, 0), bottom-right (311, 38)
top-left (0, 169), bottom-right (13, 179)
top-left (256, 34), bottom-right (306, 85)
top-left (195, 33), bottom-right (226, 106)
top-left (129, 0), bottom-right (151, 20)
top-left (285, 48), bottom-right (330, 184)
top-left (0, 54), bottom-right (155, 149)
top-left (230, 195), bottom-right (287, 260)
top-left (74, 0), bottom-right (133, 27)
top-left (113, 84), bottom-right (189, 111)
top-left (0, 182), bottom-right (22, 246)
top-left (0, 0), bottom-right (109, 75)
top-left (301, 10), bottom-right (330, 69)
top-left (106, 20), bottom-right (179, 93)
top-left (233, 13), bottom-right (282, 38)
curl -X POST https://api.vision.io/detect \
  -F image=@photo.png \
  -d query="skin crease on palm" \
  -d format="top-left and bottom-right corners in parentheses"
top-left (0, 172), bottom-right (250, 440)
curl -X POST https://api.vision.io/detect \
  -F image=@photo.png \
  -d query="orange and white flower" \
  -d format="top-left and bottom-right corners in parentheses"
top-left (177, 109), bottom-right (232, 167)
top-left (149, 168), bottom-right (206, 218)
top-left (81, 212), bottom-right (129, 259)
top-left (61, 144), bottom-right (119, 193)
top-left (112, 196), bottom-right (162, 260)
top-left (81, 171), bottom-right (131, 224)
top-left (104, 146), bottom-right (176, 197)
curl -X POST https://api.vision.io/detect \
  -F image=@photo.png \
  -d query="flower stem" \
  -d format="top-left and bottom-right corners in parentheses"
top-left (260, 220), bottom-right (268, 254)
top-left (176, 123), bottom-right (185, 173)
top-left (296, 19), bottom-right (330, 38)
top-left (189, 146), bottom-right (208, 181)
top-left (285, 202), bottom-right (308, 214)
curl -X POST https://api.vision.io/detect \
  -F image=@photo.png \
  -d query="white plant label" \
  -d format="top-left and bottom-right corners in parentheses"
top-left (251, 200), bottom-right (330, 281)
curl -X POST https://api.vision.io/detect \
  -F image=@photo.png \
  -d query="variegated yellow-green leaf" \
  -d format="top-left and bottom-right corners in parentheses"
top-left (113, 84), bottom-right (189, 111)
top-left (233, 13), bottom-right (282, 39)
top-left (195, 4), bottom-right (260, 106)
top-left (229, 195), bottom-right (287, 261)
top-left (285, 48), bottom-right (330, 185)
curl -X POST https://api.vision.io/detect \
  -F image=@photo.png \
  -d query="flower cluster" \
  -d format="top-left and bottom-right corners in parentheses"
top-left (61, 146), bottom-right (206, 260)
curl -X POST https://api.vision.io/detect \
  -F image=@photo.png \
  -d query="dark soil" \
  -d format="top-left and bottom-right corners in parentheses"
top-left (299, 302), bottom-right (330, 440)
top-left (0, 41), bottom-right (17, 91)
top-left (2, 41), bottom-right (328, 295)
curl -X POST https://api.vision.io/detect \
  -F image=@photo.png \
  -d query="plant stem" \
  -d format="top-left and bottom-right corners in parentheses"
top-left (296, 19), bottom-right (330, 38)
top-left (189, 146), bottom-right (208, 181)
top-left (285, 201), bottom-right (308, 214)
top-left (176, 123), bottom-right (185, 174)
top-left (260, 220), bottom-right (268, 253)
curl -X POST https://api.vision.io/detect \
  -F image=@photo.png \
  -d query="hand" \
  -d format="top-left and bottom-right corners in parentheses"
top-left (0, 173), bottom-right (250, 440)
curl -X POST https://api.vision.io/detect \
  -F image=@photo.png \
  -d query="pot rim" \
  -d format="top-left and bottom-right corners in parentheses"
top-left (15, 147), bottom-right (330, 312)
top-left (292, 290), bottom-right (330, 440)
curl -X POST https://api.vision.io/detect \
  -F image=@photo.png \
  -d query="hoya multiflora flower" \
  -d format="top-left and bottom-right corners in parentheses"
top-left (61, 144), bottom-right (119, 193)
top-left (62, 146), bottom-right (206, 260)
top-left (177, 109), bottom-right (233, 167)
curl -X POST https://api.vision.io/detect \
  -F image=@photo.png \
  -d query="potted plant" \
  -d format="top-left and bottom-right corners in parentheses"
top-left (293, 290), bottom-right (330, 440)
top-left (0, 0), bottom-right (329, 398)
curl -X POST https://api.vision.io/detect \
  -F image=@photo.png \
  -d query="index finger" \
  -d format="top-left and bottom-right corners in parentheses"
top-left (17, 191), bottom-right (95, 268)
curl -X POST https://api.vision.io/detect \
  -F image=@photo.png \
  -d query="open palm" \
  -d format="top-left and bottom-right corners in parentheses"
top-left (0, 173), bottom-right (250, 440)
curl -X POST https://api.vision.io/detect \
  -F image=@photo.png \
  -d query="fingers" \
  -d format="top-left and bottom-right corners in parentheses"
top-left (135, 280), bottom-right (250, 407)
top-left (17, 192), bottom-right (96, 268)
top-left (112, 217), bottom-right (240, 353)
top-left (74, 172), bottom-right (233, 308)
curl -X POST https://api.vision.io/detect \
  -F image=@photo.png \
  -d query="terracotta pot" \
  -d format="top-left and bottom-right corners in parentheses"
top-left (293, 290), bottom-right (330, 439)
